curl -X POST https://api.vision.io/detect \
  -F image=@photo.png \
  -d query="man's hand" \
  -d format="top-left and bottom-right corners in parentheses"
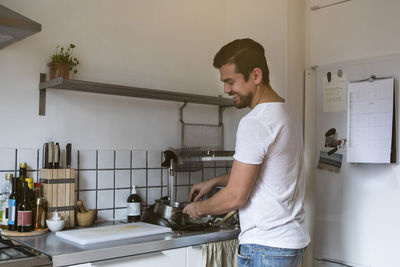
top-left (188, 179), bottom-right (215, 202)
top-left (183, 202), bottom-right (201, 220)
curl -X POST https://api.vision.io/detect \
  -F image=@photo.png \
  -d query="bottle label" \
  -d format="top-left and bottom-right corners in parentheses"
top-left (127, 202), bottom-right (141, 216)
top-left (17, 211), bottom-right (32, 226)
top-left (8, 199), bottom-right (16, 225)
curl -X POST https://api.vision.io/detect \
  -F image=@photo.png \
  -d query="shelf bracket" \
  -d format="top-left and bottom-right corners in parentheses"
top-left (39, 73), bottom-right (46, 116)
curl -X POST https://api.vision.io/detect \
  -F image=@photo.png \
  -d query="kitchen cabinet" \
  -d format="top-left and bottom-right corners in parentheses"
top-left (90, 247), bottom-right (188, 267)
top-left (187, 246), bottom-right (202, 267)
top-left (70, 246), bottom-right (203, 267)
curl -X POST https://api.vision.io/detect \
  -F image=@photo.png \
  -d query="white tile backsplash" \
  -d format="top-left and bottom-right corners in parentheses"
top-left (132, 150), bottom-right (146, 168)
top-left (132, 169), bottom-right (146, 187)
top-left (176, 172), bottom-right (189, 185)
top-left (97, 210), bottom-right (113, 222)
top-left (79, 191), bottom-right (96, 210)
top-left (98, 190), bottom-right (113, 209)
top-left (79, 150), bottom-right (96, 169)
top-left (116, 150), bottom-right (131, 169)
top-left (148, 169), bottom-right (161, 186)
top-left (115, 170), bottom-right (130, 188)
top-left (176, 186), bottom-right (189, 203)
top-left (79, 171), bottom-right (97, 190)
top-left (162, 169), bottom-right (168, 186)
top-left (147, 150), bottom-right (162, 168)
top-left (147, 187), bottom-right (161, 205)
top-left (98, 150), bottom-right (114, 169)
top-left (136, 188), bottom-right (146, 205)
top-left (0, 148), bottom-right (223, 222)
top-left (115, 188), bottom-right (130, 208)
top-left (115, 208), bottom-right (127, 221)
top-left (191, 170), bottom-right (203, 184)
top-left (98, 170), bottom-right (114, 189)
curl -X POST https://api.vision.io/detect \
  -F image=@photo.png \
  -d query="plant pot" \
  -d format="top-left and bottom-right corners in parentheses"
top-left (48, 62), bottom-right (71, 79)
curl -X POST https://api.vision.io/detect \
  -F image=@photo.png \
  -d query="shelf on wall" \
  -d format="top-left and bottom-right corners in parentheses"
top-left (38, 73), bottom-right (234, 115)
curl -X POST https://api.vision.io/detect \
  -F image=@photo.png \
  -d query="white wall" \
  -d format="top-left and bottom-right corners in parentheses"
top-left (309, 0), bottom-right (400, 66)
top-left (0, 0), bottom-right (300, 151)
top-left (307, 0), bottom-right (400, 266)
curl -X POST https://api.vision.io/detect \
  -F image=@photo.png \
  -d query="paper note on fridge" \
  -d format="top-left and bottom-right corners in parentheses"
top-left (347, 77), bottom-right (394, 163)
top-left (323, 71), bottom-right (347, 112)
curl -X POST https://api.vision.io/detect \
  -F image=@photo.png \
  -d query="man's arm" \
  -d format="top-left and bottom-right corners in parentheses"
top-left (188, 173), bottom-right (230, 202)
top-left (183, 160), bottom-right (260, 219)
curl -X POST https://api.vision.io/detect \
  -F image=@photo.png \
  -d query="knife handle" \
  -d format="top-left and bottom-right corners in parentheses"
top-left (54, 143), bottom-right (60, 169)
top-left (43, 143), bottom-right (49, 168)
top-left (48, 142), bottom-right (54, 169)
top-left (66, 143), bottom-right (72, 169)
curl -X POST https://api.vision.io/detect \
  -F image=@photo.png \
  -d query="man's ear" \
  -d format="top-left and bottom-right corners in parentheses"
top-left (252, 68), bottom-right (263, 84)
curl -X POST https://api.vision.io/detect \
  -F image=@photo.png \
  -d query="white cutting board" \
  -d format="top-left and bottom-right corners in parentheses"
top-left (56, 222), bottom-right (171, 245)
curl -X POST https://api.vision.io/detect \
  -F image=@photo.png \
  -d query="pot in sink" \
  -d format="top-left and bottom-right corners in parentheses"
top-left (153, 198), bottom-right (187, 225)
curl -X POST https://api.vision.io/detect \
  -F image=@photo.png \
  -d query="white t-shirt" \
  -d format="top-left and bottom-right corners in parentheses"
top-left (233, 102), bottom-right (310, 249)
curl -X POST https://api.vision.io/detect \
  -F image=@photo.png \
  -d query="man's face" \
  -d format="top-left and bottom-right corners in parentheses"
top-left (219, 63), bottom-right (255, 109)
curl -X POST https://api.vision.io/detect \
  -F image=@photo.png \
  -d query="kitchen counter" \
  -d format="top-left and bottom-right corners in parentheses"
top-left (3, 222), bottom-right (239, 266)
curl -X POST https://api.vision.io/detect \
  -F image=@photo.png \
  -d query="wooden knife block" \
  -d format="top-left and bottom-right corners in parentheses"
top-left (40, 169), bottom-right (75, 228)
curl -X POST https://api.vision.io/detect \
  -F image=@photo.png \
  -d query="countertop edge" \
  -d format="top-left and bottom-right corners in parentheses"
top-left (52, 229), bottom-right (239, 266)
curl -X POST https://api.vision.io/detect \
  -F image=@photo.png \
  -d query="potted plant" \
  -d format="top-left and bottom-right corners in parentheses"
top-left (48, 43), bottom-right (79, 79)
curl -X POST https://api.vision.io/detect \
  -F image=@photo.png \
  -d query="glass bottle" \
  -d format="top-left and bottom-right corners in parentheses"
top-left (127, 185), bottom-right (141, 223)
top-left (17, 182), bottom-right (32, 232)
top-left (7, 178), bottom-right (18, 231)
top-left (17, 162), bottom-right (27, 204)
top-left (0, 174), bottom-right (13, 229)
top-left (25, 178), bottom-right (36, 226)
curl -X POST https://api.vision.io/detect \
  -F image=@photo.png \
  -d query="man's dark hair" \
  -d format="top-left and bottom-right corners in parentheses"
top-left (213, 38), bottom-right (269, 85)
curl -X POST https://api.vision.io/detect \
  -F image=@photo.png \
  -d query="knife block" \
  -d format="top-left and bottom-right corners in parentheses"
top-left (40, 168), bottom-right (75, 228)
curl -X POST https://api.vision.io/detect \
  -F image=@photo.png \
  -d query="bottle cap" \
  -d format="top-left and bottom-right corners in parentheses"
top-left (25, 178), bottom-right (33, 189)
top-left (132, 185), bottom-right (137, 194)
top-left (19, 162), bottom-right (27, 168)
top-left (5, 173), bottom-right (13, 181)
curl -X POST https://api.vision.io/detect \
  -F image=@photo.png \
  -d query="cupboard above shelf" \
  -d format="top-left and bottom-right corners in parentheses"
top-left (38, 73), bottom-right (234, 115)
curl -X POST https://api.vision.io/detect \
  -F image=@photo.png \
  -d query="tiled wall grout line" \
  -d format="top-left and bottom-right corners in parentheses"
top-left (160, 150), bottom-right (163, 199)
top-left (145, 150), bottom-right (148, 207)
top-left (95, 150), bottom-right (98, 210)
top-left (113, 150), bottom-right (116, 220)
top-left (14, 148), bottom-right (17, 178)
top-left (1, 148), bottom-right (231, 221)
top-left (36, 148), bottom-right (40, 183)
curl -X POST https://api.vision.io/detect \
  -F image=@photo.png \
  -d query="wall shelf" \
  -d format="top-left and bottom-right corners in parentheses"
top-left (38, 73), bottom-right (233, 115)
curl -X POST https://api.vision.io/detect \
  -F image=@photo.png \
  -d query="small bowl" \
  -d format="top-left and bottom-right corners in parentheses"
top-left (46, 219), bottom-right (66, 232)
top-left (76, 209), bottom-right (97, 227)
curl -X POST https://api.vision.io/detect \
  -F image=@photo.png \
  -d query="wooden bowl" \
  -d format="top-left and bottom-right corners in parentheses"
top-left (76, 209), bottom-right (97, 227)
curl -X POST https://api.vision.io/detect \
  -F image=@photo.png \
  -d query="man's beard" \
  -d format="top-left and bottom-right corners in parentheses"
top-left (230, 91), bottom-right (253, 109)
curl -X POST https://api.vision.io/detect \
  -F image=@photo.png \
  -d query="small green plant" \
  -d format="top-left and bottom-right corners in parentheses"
top-left (50, 43), bottom-right (79, 74)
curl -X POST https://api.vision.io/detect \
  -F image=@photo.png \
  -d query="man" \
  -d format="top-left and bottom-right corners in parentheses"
top-left (182, 38), bottom-right (310, 266)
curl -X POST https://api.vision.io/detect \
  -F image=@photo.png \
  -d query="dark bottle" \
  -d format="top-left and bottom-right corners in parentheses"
top-left (25, 178), bottom-right (36, 226)
top-left (127, 186), bottom-right (141, 222)
top-left (17, 182), bottom-right (32, 232)
top-left (7, 178), bottom-right (18, 231)
top-left (16, 163), bottom-right (27, 204)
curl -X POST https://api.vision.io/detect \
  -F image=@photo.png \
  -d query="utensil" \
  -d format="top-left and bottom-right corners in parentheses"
top-left (66, 143), bottom-right (71, 168)
top-left (42, 143), bottom-right (48, 168)
top-left (48, 142), bottom-right (54, 168)
top-left (54, 142), bottom-right (60, 168)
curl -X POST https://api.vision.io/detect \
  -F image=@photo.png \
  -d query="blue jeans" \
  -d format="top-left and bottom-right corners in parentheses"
top-left (237, 244), bottom-right (306, 267)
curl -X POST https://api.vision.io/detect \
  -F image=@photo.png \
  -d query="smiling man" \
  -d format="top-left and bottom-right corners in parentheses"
top-left (183, 38), bottom-right (310, 267)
